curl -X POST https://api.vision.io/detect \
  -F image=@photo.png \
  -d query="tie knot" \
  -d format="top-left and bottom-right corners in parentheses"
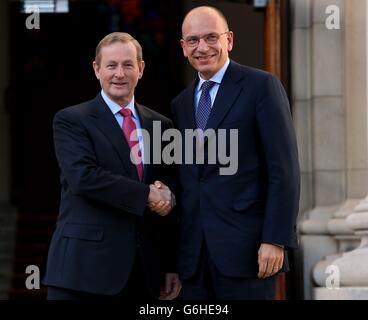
top-left (201, 80), bottom-right (215, 94)
top-left (120, 108), bottom-right (132, 118)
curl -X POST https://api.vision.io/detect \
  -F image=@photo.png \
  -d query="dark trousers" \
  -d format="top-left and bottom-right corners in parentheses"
top-left (47, 253), bottom-right (154, 300)
top-left (181, 241), bottom-right (277, 300)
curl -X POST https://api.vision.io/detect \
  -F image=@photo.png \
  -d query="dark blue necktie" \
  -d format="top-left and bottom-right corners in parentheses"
top-left (196, 80), bottom-right (215, 130)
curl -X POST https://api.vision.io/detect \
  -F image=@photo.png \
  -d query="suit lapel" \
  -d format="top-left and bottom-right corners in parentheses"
top-left (88, 94), bottom-right (139, 179)
top-left (182, 79), bottom-right (198, 130)
top-left (178, 80), bottom-right (201, 178)
top-left (205, 61), bottom-right (244, 130)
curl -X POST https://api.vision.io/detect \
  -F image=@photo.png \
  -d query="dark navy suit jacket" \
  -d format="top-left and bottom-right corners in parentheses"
top-left (43, 93), bottom-right (175, 296)
top-left (171, 61), bottom-right (300, 280)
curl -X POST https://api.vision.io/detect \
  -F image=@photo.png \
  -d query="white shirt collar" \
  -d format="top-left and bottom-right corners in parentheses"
top-left (197, 58), bottom-right (230, 92)
top-left (101, 90), bottom-right (138, 119)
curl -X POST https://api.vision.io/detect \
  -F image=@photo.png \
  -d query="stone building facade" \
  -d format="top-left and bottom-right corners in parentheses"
top-left (291, 0), bottom-right (368, 299)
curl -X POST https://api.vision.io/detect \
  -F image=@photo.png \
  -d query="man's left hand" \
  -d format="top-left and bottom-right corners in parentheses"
top-left (257, 243), bottom-right (284, 279)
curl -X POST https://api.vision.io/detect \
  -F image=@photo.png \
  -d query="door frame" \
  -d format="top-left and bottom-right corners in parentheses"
top-left (264, 0), bottom-right (291, 300)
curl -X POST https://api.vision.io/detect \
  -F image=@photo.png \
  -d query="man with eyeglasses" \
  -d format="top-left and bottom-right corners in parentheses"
top-left (169, 6), bottom-right (300, 299)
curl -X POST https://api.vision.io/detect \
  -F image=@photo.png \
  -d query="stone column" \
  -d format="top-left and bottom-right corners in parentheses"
top-left (313, 0), bottom-right (368, 299)
top-left (290, 0), bottom-right (315, 299)
top-left (291, 0), bottom-right (346, 299)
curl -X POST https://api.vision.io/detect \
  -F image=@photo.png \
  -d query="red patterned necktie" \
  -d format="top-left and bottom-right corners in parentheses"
top-left (119, 108), bottom-right (143, 181)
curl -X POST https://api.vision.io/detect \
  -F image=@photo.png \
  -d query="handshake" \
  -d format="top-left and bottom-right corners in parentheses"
top-left (147, 181), bottom-right (176, 216)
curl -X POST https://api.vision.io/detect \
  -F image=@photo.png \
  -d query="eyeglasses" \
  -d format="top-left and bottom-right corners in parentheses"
top-left (182, 31), bottom-right (229, 47)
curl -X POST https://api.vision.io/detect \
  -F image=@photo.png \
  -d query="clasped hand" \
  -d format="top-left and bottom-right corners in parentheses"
top-left (147, 181), bottom-right (176, 216)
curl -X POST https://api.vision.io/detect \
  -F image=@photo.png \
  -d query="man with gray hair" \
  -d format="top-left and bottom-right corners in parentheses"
top-left (43, 32), bottom-right (181, 300)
